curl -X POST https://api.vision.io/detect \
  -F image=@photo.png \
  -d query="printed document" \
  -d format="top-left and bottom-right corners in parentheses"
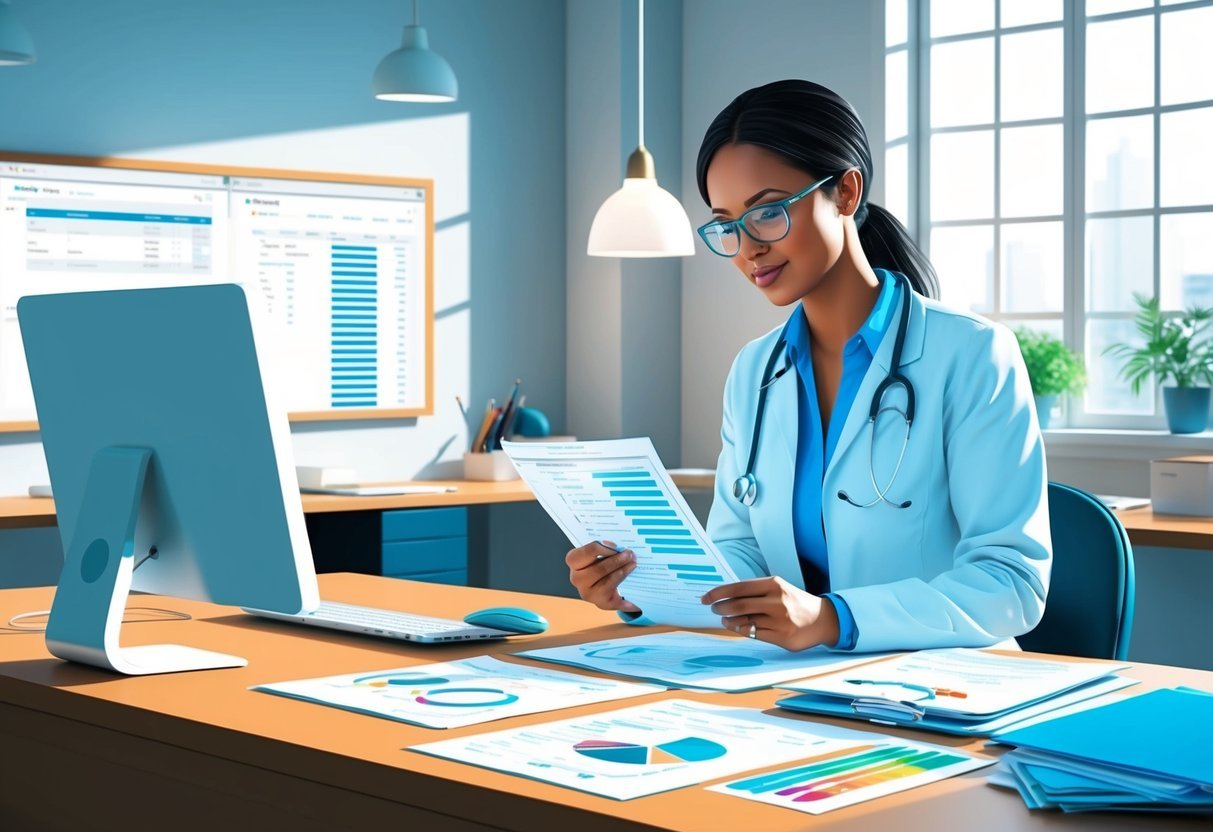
top-left (502, 438), bottom-right (739, 628)
top-left (252, 655), bottom-right (664, 729)
top-left (412, 698), bottom-right (979, 801)
top-left (518, 632), bottom-right (893, 692)
top-left (780, 648), bottom-right (1127, 719)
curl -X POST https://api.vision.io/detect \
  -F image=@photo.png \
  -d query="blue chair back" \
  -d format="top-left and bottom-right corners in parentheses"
top-left (1017, 482), bottom-right (1135, 661)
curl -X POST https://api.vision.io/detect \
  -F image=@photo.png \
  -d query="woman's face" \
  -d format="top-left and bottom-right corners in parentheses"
top-left (704, 143), bottom-right (845, 306)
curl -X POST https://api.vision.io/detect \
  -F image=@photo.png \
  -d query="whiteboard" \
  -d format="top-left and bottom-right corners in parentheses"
top-left (0, 153), bottom-right (434, 430)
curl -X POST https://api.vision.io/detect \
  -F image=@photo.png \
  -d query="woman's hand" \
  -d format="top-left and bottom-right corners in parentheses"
top-left (565, 540), bottom-right (641, 613)
top-left (701, 576), bottom-right (840, 651)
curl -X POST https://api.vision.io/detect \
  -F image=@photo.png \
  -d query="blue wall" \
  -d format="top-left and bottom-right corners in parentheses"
top-left (0, 0), bottom-right (568, 576)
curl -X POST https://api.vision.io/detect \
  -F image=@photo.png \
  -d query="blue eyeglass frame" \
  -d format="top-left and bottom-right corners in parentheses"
top-left (697, 175), bottom-right (835, 257)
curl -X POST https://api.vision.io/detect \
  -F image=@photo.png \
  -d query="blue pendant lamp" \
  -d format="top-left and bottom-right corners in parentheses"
top-left (0, 0), bottom-right (35, 66)
top-left (587, 0), bottom-right (692, 257)
top-left (373, 0), bottom-right (457, 103)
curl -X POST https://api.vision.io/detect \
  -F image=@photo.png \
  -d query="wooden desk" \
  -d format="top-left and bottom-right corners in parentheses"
top-left (1112, 506), bottom-right (1213, 550)
top-left (0, 573), bottom-right (1206, 831)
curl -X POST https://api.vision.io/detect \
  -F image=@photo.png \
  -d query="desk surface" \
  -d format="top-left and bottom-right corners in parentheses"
top-left (0, 573), bottom-right (1207, 831)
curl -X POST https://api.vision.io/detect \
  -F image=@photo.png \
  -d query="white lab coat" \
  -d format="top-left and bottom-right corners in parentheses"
top-left (706, 287), bottom-right (1052, 652)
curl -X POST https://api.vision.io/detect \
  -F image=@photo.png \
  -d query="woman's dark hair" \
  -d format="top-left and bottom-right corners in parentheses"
top-left (696, 79), bottom-right (939, 300)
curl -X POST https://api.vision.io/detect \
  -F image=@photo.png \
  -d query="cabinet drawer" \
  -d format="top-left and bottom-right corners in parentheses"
top-left (382, 507), bottom-right (467, 542)
top-left (381, 537), bottom-right (467, 575)
top-left (391, 568), bottom-right (468, 587)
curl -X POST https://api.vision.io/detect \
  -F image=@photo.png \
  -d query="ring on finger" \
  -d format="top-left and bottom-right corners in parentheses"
top-left (748, 622), bottom-right (757, 640)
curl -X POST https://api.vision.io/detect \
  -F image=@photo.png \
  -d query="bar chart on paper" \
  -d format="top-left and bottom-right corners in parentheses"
top-left (710, 740), bottom-right (992, 815)
top-left (502, 438), bottom-right (739, 628)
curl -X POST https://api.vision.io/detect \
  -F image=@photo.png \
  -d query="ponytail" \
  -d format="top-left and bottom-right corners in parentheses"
top-left (856, 203), bottom-right (939, 300)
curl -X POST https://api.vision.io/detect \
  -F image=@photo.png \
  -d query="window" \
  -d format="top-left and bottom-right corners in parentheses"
top-left (888, 0), bottom-right (1213, 428)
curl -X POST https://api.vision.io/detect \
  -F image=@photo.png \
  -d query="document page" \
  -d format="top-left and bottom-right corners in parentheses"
top-left (251, 655), bottom-right (664, 729)
top-left (518, 632), bottom-right (893, 692)
top-left (411, 698), bottom-right (938, 801)
top-left (501, 438), bottom-right (739, 628)
top-left (780, 649), bottom-right (1127, 718)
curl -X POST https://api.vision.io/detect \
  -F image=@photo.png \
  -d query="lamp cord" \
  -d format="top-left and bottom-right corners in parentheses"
top-left (637, 0), bottom-right (644, 148)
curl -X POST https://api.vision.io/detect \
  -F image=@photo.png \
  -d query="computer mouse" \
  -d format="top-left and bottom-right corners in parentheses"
top-left (462, 606), bottom-right (549, 635)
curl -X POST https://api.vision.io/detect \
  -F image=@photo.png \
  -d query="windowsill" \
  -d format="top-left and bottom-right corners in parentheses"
top-left (1043, 428), bottom-right (1213, 460)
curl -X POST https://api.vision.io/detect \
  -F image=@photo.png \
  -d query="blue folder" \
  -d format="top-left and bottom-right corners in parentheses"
top-left (993, 687), bottom-right (1213, 787)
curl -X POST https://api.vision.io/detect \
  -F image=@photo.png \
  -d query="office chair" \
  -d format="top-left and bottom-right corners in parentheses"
top-left (1017, 481), bottom-right (1136, 661)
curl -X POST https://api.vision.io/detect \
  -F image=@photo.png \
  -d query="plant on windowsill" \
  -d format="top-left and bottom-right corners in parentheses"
top-left (1014, 328), bottom-right (1086, 430)
top-left (1104, 293), bottom-right (1213, 434)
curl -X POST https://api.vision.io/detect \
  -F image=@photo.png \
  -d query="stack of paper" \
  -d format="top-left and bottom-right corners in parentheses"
top-left (990, 687), bottom-right (1213, 815)
top-left (775, 648), bottom-right (1135, 736)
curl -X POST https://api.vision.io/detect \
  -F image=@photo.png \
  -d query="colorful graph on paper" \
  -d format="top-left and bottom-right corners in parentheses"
top-left (252, 656), bottom-right (664, 729)
top-left (709, 740), bottom-right (994, 814)
top-left (573, 737), bottom-right (727, 765)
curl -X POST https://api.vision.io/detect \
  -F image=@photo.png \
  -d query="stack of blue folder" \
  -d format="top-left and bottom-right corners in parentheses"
top-left (990, 687), bottom-right (1213, 815)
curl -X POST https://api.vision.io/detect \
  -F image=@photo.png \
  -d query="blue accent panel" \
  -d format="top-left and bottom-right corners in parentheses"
top-left (382, 507), bottom-right (468, 541)
top-left (389, 568), bottom-right (468, 587)
top-left (382, 537), bottom-right (467, 575)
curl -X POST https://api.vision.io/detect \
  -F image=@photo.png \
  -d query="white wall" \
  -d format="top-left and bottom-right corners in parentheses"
top-left (679, 0), bottom-right (886, 467)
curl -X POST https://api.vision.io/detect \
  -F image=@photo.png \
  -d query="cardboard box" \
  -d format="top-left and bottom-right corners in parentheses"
top-left (1150, 456), bottom-right (1213, 516)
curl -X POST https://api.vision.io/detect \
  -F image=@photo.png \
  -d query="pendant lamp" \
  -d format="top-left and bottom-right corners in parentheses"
top-left (373, 0), bottom-right (457, 103)
top-left (587, 0), bottom-right (693, 257)
top-left (0, 0), bottom-right (35, 66)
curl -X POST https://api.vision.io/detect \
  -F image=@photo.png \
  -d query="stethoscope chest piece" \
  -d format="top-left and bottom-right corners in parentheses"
top-left (732, 473), bottom-right (758, 506)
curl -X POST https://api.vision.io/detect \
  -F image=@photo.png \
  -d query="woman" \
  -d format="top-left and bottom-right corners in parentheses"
top-left (566, 80), bottom-right (1051, 653)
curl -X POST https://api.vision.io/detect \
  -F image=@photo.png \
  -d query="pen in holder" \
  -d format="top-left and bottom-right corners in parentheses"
top-left (463, 450), bottom-right (519, 481)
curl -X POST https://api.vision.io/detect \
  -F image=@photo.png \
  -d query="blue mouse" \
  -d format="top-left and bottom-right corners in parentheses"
top-left (463, 606), bottom-right (549, 635)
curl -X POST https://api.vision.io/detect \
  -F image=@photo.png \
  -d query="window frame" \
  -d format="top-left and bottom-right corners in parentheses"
top-left (892, 0), bottom-right (1213, 430)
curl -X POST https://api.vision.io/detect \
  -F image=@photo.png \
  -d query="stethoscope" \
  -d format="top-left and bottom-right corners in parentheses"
top-left (731, 271), bottom-right (916, 509)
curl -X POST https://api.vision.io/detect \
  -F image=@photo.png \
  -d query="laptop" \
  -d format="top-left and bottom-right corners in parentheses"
top-left (243, 600), bottom-right (513, 644)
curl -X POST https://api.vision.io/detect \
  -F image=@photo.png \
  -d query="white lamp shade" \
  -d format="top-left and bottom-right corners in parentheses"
top-left (0, 1), bottom-right (35, 66)
top-left (587, 177), bottom-right (694, 258)
top-left (373, 25), bottom-right (457, 102)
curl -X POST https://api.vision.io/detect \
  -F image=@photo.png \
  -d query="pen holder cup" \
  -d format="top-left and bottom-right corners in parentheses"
top-left (463, 450), bottom-right (519, 481)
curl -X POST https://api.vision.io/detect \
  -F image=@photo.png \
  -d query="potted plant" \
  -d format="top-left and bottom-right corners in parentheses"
top-left (1104, 293), bottom-right (1213, 434)
top-left (1014, 328), bottom-right (1086, 429)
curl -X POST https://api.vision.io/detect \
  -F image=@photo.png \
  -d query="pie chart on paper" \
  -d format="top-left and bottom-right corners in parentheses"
top-left (573, 737), bottom-right (727, 765)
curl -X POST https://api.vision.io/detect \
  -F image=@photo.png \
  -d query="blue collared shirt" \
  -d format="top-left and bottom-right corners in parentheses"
top-left (785, 270), bottom-right (899, 650)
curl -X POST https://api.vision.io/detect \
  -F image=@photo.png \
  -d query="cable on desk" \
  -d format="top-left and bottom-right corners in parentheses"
top-left (2, 607), bottom-right (192, 634)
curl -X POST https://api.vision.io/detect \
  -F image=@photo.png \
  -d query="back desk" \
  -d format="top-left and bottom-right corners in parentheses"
top-left (1, 481), bottom-right (1209, 551)
top-left (0, 572), bottom-right (1208, 831)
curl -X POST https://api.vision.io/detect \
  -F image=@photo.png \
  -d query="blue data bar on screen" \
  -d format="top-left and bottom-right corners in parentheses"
top-left (630, 518), bottom-right (681, 526)
top-left (652, 547), bottom-right (705, 555)
top-left (616, 500), bottom-right (669, 507)
top-left (604, 480), bottom-right (657, 488)
top-left (333, 271), bottom-right (378, 277)
top-left (331, 253), bottom-right (377, 260)
top-left (667, 564), bottom-right (717, 573)
top-left (332, 244), bottom-right (376, 251)
top-left (26, 208), bottom-right (212, 224)
top-left (645, 538), bottom-right (698, 546)
top-left (637, 528), bottom-right (690, 536)
top-left (592, 471), bottom-right (644, 479)
top-left (608, 490), bottom-right (663, 498)
top-left (624, 510), bottom-right (676, 517)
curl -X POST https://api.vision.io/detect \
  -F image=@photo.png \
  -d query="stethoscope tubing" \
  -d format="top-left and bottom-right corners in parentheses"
top-left (732, 272), bottom-right (915, 508)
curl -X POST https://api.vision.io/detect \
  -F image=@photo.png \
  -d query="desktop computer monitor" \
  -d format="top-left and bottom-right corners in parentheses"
top-left (17, 283), bottom-right (320, 675)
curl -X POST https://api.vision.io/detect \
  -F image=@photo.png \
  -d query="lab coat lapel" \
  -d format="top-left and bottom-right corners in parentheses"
top-left (763, 363), bottom-right (802, 589)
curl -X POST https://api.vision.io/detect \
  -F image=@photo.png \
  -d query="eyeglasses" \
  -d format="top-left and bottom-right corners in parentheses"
top-left (696, 175), bottom-right (834, 257)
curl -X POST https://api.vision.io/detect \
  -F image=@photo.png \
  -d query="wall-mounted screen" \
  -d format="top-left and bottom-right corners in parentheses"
top-left (0, 153), bottom-right (434, 430)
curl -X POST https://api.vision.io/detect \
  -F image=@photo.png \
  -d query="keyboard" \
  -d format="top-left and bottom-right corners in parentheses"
top-left (243, 600), bottom-right (511, 644)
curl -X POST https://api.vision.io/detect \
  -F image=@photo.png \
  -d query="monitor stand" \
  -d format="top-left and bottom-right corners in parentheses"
top-left (44, 447), bottom-right (247, 675)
